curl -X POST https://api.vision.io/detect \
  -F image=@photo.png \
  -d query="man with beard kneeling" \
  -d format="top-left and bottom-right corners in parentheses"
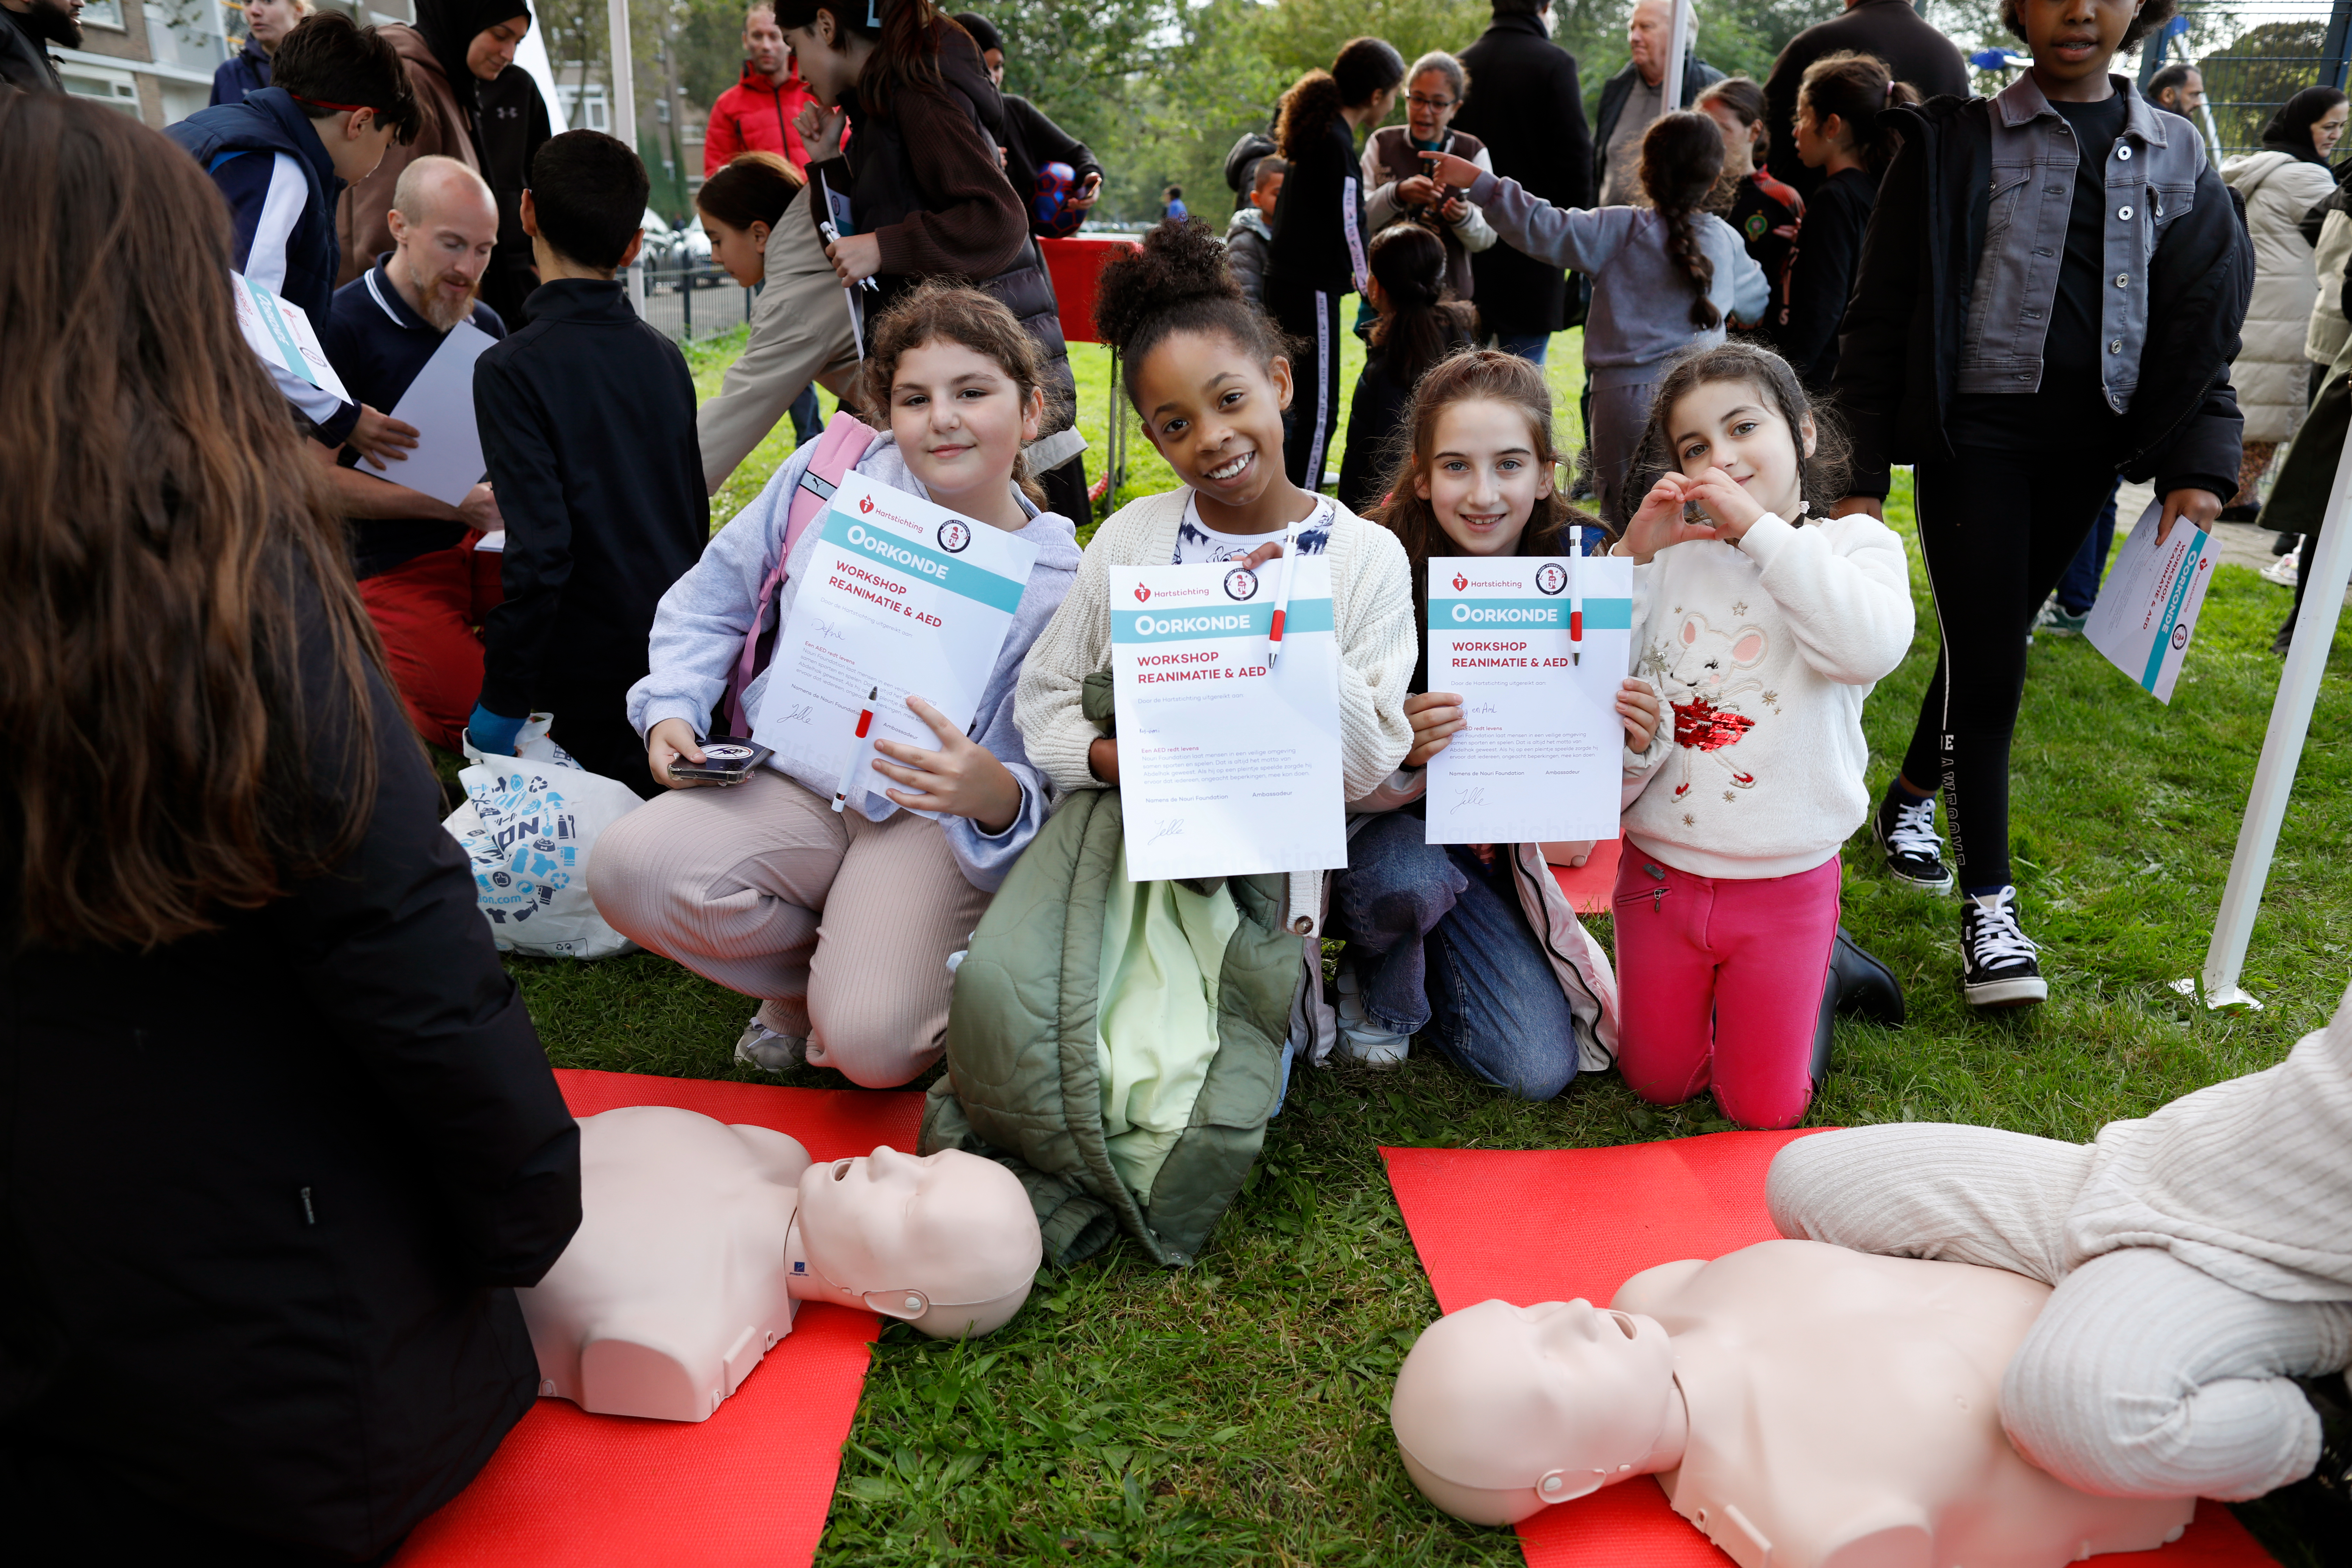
top-left (322, 154), bottom-right (510, 753)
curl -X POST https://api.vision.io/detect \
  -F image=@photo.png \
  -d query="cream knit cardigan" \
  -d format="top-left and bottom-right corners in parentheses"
top-left (1015, 486), bottom-right (1419, 811)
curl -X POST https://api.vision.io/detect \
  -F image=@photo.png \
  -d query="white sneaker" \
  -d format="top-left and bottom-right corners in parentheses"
top-left (734, 1017), bottom-right (806, 1071)
top-left (2263, 554), bottom-right (2301, 588)
top-left (1335, 968), bottom-right (1411, 1066)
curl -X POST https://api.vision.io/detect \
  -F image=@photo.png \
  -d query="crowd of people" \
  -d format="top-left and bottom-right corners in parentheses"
top-left (2, 0), bottom-right (2346, 1556)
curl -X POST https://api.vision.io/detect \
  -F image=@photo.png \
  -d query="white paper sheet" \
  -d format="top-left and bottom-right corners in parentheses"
top-left (1110, 557), bottom-right (1347, 881)
top-left (1423, 554), bottom-right (1632, 844)
top-left (230, 270), bottom-right (351, 404)
top-left (362, 320), bottom-right (496, 509)
top-left (750, 473), bottom-right (1038, 811)
top-left (2084, 503), bottom-right (2221, 705)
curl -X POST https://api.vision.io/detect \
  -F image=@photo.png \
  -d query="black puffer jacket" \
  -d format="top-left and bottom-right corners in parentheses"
top-left (1833, 94), bottom-right (2253, 500)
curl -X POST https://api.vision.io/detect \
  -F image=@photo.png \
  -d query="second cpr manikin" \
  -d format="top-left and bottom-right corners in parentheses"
top-left (519, 1105), bottom-right (1042, 1422)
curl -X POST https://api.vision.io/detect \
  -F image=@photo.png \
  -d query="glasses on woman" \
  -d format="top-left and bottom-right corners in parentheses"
top-left (1407, 92), bottom-right (1456, 111)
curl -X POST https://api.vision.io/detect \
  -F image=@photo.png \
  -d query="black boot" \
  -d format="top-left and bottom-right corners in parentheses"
top-left (1811, 927), bottom-right (1904, 1084)
top-left (2233, 1372), bottom-right (2352, 1567)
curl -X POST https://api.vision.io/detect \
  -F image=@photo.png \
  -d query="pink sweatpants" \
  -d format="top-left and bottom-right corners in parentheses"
top-left (1611, 850), bottom-right (1840, 1130)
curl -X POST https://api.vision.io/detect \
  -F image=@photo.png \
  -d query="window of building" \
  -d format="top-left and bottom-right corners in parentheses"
top-left (79, 0), bottom-right (125, 28)
top-left (61, 63), bottom-right (141, 115)
top-left (556, 83), bottom-right (610, 133)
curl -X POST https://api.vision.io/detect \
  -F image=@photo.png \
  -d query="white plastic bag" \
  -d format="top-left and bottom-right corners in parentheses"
top-left (459, 711), bottom-right (578, 770)
top-left (442, 727), bottom-right (643, 959)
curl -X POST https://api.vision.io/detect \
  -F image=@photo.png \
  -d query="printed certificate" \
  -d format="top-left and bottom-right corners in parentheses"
top-left (751, 473), bottom-right (1038, 810)
top-left (1423, 554), bottom-right (1632, 844)
top-left (2084, 503), bottom-right (2220, 705)
top-left (1110, 556), bottom-right (1346, 881)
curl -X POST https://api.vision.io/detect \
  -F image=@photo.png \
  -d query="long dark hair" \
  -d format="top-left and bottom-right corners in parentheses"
top-left (1798, 51), bottom-right (1920, 179)
top-left (1370, 349), bottom-right (1595, 589)
top-left (0, 94), bottom-right (383, 950)
top-left (2263, 84), bottom-right (2349, 164)
top-left (1640, 110), bottom-right (1727, 330)
top-left (1276, 36), bottom-right (1404, 159)
top-left (772, 0), bottom-right (952, 118)
top-left (1366, 223), bottom-right (1474, 388)
top-left (1626, 341), bottom-right (1852, 521)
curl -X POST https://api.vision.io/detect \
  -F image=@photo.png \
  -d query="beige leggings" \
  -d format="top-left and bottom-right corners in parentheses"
top-left (588, 769), bottom-right (990, 1087)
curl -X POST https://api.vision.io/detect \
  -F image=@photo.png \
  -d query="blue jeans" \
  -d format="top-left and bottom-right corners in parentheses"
top-left (789, 384), bottom-right (822, 448)
top-left (1331, 812), bottom-right (1578, 1100)
top-left (1492, 331), bottom-right (1550, 367)
top-left (2055, 478), bottom-right (2122, 615)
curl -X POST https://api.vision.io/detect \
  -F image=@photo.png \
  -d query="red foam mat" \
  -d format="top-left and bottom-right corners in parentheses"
top-left (1380, 1136), bottom-right (2277, 1568)
top-left (1550, 837), bottom-right (1620, 915)
top-left (392, 1069), bottom-right (924, 1568)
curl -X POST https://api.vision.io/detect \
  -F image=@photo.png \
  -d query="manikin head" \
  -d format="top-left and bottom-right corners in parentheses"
top-left (1391, 1298), bottom-right (1683, 1525)
top-left (793, 1146), bottom-right (1041, 1338)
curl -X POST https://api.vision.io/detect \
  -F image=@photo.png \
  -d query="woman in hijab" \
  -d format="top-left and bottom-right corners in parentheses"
top-left (2218, 84), bottom-right (2349, 518)
top-left (336, 0), bottom-right (550, 328)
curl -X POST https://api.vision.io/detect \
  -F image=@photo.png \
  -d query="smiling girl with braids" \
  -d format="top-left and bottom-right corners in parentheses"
top-left (1426, 111), bottom-right (1767, 530)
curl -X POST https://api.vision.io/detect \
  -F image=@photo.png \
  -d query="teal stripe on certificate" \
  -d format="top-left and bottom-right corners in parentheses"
top-left (1112, 597), bottom-right (1337, 643)
top-left (1427, 596), bottom-right (1633, 630)
top-left (246, 278), bottom-right (320, 389)
top-left (820, 509), bottom-right (1027, 613)
top-left (2139, 528), bottom-right (2206, 692)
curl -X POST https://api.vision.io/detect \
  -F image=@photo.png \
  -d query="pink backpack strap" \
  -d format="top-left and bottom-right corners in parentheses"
top-left (724, 411), bottom-right (879, 733)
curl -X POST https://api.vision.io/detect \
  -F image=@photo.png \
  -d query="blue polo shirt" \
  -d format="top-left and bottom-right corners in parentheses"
top-left (321, 255), bottom-right (506, 579)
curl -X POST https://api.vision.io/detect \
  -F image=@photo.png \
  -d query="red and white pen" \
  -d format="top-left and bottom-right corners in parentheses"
top-left (1266, 514), bottom-right (1301, 666)
top-left (1568, 525), bottom-right (1584, 665)
top-left (831, 686), bottom-right (877, 813)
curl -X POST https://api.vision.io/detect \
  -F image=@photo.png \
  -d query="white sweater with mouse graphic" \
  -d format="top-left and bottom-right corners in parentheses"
top-left (1621, 512), bottom-right (1914, 880)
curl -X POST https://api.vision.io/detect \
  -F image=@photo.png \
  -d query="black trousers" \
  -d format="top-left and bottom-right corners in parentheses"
top-left (1265, 277), bottom-right (1344, 491)
top-left (541, 675), bottom-right (665, 799)
top-left (1900, 447), bottom-right (2116, 892)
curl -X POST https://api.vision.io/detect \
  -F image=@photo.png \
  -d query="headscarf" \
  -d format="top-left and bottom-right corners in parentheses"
top-left (412, 0), bottom-right (532, 120)
top-left (2261, 84), bottom-right (2348, 167)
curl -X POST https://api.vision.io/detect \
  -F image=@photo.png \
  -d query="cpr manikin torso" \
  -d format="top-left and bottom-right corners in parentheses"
top-left (519, 1106), bottom-right (1041, 1422)
top-left (1392, 1240), bottom-right (2196, 1568)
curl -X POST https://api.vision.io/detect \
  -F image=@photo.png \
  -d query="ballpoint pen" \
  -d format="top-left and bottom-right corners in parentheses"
top-left (831, 687), bottom-right (877, 812)
top-left (1568, 524), bottom-right (1584, 666)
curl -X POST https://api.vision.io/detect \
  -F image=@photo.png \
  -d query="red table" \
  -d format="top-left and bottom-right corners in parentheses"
top-left (1042, 234), bottom-right (1144, 500)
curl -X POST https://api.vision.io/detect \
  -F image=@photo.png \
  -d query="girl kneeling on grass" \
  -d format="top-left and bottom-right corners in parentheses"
top-left (1013, 216), bottom-right (1416, 932)
top-left (591, 284), bottom-right (1081, 1088)
top-left (1611, 342), bottom-right (1913, 1129)
top-left (1333, 349), bottom-right (1658, 1095)
top-left (1424, 112), bottom-right (1767, 530)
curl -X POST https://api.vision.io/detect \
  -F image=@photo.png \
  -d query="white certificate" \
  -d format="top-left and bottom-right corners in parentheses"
top-left (230, 270), bottom-right (351, 404)
top-left (750, 473), bottom-right (1038, 810)
top-left (1111, 556), bottom-right (1347, 882)
top-left (368, 319), bottom-right (496, 509)
top-left (2084, 503), bottom-right (2220, 705)
top-left (1423, 554), bottom-right (1631, 845)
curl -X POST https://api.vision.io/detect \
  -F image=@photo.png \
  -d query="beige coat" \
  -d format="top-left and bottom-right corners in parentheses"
top-left (335, 26), bottom-right (480, 289)
top-left (2306, 206), bottom-right (2352, 369)
top-left (695, 185), bottom-right (861, 493)
top-left (2220, 150), bottom-right (2337, 443)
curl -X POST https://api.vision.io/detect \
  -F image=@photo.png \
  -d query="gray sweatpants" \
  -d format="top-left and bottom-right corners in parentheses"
top-left (1768, 1124), bottom-right (2352, 1501)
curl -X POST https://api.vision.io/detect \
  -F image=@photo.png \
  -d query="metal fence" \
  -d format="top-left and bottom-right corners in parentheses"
top-left (2141, 1), bottom-right (2352, 159)
top-left (633, 259), bottom-right (759, 346)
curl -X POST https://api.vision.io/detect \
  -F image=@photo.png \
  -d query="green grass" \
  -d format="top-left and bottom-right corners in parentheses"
top-left (509, 329), bottom-right (2351, 1565)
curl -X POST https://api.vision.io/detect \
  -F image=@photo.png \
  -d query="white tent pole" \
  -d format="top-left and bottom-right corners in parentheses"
top-left (2189, 424), bottom-right (2352, 1009)
top-left (1662, 0), bottom-right (1695, 113)
top-left (607, 0), bottom-right (643, 317)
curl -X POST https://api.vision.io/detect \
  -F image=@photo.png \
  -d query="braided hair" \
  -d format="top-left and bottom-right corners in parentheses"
top-left (1639, 110), bottom-right (1727, 331)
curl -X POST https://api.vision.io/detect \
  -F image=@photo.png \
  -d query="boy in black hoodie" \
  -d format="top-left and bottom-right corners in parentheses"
top-left (468, 131), bottom-right (706, 795)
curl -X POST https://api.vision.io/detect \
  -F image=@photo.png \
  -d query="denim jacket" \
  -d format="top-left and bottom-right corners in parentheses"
top-left (1957, 72), bottom-right (2204, 409)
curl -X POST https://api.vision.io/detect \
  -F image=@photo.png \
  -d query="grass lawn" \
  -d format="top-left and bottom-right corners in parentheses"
top-left (513, 327), bottom-right (2352, 1565)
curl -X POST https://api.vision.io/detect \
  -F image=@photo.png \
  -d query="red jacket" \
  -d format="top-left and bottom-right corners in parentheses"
top-left (706, 61), bottom-right (812, 177)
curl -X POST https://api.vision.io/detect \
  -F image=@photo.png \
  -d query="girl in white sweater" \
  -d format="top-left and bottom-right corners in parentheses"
top-left (1611, 341), bottom-right (1913, 1129)
top-left (1014, 219), bottom-right (1416, 826)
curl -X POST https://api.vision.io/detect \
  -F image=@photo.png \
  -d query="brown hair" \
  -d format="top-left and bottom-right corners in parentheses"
top-left (0, 94), bottom-right (383, 951)
top-left (1697, 75), bottom-right (1768, 151)
top-left (867, 280), bottom-right (1052, 506)
top-left (1369, 349), bottom-right (1598, 593)
top-left (1626, 341), bottom-right (1851, 520)
top-left (1797, 52), bottom-right (1920, 178)
top-left (1092, 216), bottom-right (1290, 405)
top-left (696, 149), bottom-right (804, 232)
top-left (273, 9), bottom-right (422, 142)
top-left (1640, 110), bottom-right (1726, 330)
top-left (771, 0), bottom-right (954, 119)
top-left (1276, 36), bottom-right (1405, 159)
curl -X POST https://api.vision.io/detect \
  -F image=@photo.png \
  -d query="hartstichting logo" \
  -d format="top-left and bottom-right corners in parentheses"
top-left (858, 494), bottom-right (875, 514)
top-left (937, 520), bottom-right (971, 553)
top-left (1134, 583), bottom-right (1152, 602)
top-left (1535, 563), bottom-right (1569, 596)
top-left (1223, 567), bottom-right (1259, 601)
top-left (1452, 572), bottom-right (1468, 592)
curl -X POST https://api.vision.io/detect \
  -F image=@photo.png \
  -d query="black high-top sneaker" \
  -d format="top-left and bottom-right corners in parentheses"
top-left (1959, 886), bottom-right (2047, 1007)
top-left (1872, 790), bottom-right (1953, 892)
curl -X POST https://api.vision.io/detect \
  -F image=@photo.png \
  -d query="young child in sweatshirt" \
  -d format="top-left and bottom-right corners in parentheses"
top-left (468, 131), bottom-right (707, 792)
top-left (1611, 341), bottom-right (1913, 1130)
top-left (592, 283), bottom-right (1080, 1088)
top-left (1425, 111), bottom-right (1767, 529)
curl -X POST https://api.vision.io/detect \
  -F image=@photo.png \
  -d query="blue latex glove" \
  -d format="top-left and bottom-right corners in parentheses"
top-left (468, 702), bottom-right (526, 757)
